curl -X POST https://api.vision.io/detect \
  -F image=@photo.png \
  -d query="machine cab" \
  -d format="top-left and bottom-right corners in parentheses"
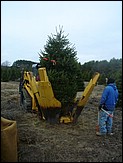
top-left (32, 63), bottom-right (41, 81)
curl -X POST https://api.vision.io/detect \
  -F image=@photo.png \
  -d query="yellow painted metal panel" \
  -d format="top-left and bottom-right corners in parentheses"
top-left (78, 72), bottom-right (100, 107)
top-left (37, 67), bottom-right (61, 108)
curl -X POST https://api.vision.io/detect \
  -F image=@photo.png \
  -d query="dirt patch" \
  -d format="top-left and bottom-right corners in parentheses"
top-left (1, 82), bottom-right (122, 162)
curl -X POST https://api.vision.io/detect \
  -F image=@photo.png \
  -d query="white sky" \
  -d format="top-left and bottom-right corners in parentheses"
top-left (1, 1), bottom-right (122, 66)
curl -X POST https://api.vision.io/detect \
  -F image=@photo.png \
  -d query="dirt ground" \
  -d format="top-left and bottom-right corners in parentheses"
top-left (1, 81), bottom-right (122, 162)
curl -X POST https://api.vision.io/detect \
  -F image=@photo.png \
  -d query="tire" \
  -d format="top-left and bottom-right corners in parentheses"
top-left (22, 88), bottom-right (32, 112)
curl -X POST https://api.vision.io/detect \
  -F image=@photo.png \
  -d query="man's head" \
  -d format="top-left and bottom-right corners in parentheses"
top-left (107, 78), bottom-right (115, 84)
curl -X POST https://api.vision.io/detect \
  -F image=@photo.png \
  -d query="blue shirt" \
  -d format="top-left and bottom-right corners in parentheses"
top-left (100, 83), bottom-right (119, 111)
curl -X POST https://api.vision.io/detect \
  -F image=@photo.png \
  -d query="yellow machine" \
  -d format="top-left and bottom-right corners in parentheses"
top-left (19, 66), bottom-right (100, 124)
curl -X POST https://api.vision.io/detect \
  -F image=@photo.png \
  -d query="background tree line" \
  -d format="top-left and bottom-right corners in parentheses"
top-left (1, 58), bottom-right (122, 107)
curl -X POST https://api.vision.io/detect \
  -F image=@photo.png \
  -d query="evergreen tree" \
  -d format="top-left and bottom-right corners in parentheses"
top-left (38, 26), bottom-right (84, 111)
top-left (1, 67), bottom-right (11, 82)
top-left (115, 69), bottom-right (122, 107)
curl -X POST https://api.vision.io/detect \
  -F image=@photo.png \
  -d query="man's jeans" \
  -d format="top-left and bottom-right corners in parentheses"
top-left (99, 110), bottom-right (113, 134)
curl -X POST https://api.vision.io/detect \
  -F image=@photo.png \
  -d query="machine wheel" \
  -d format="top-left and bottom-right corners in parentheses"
top-left (21, 88), bottom-right (32, 112)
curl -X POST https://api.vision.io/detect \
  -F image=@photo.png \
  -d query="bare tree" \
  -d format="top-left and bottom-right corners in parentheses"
top-left (1, 61), bottom-right (11, 67)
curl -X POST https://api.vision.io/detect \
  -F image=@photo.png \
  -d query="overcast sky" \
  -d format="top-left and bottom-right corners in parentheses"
top-left (1, 1), bottom-right (122, 66)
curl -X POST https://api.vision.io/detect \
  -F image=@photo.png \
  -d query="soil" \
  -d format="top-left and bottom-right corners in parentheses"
top-left (1, 81), bottom-right (122, 162)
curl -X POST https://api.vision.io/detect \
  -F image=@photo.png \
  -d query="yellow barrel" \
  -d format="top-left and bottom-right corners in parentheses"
top-left (1, 117), bottom-right (18, 162)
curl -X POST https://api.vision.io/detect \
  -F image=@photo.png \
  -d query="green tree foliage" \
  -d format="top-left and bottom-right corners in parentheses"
top-left (10, 67), bottom-right (20, 81)
top-left (115, 70), bottom-right (122, 107)
top-left (1, 60), bottom-right (37, 82)
top-left (1, 66), bottom-right (11, 82)
top-left (38, 26), bottom-right (84, 108)
top-left (12, 60), bottom-right (36, 71)
top-left (80, 58), bottom-right (122, 107)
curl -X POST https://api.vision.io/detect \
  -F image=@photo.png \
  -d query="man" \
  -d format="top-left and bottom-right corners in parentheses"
top-left (19, 68), bottom-right (24, 106)
top-left (96, 78), bottom-right (119, 136)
